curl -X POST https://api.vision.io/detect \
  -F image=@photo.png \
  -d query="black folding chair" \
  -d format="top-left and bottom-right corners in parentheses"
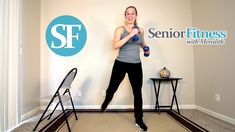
top-left (33, 68), bottom-right (78, 132)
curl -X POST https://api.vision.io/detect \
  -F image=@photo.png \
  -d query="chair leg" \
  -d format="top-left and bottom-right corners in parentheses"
top-left (68, 89), bottom-right (78, 120)
top-left (58, 93), bottom-right (71, 132)
top-left (33, 94), bottom-right (56, 131)
top-left (48, 101), bottom-right (60, 120)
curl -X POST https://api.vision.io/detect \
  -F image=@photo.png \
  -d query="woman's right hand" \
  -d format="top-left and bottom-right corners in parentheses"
top-left (113, 26), bottom-right (139, 49)
top-left (129, 28), bottom-right (139, 37)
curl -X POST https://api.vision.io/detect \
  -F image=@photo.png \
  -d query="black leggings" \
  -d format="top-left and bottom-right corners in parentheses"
top-left (102, 59), bottom-right (143, 121)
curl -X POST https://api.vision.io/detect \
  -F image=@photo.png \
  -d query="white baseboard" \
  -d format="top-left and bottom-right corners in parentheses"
top-left (21, 106), bottom-right (41, 121)
top-left (196, 105), bottom-right (235, 125)
top-left (40, 105), bottom-right (134, 110)
top-left (75, 105), bottom-right (156, 109)
top-left (39, 104), bottom-right (196, 110)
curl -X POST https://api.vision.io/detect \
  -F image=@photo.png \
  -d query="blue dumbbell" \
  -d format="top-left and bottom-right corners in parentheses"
top-left (132, 25), bottom-right (139, 42)
top-left (143, 46), bottom-right (150, 57)
top-left (132, 35), bottom-right (139, 42)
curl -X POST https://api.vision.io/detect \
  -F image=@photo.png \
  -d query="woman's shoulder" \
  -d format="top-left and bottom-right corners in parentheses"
top-left (116, 26), bottom-right (125, 30)
top-left (138, 27), bottom-right (144, 33)
top-left (115, 26), bottom-right (125, 34)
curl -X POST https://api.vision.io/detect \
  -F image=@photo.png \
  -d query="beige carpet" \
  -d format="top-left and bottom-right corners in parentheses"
top-left (58, 112), bottom-right (191, 132)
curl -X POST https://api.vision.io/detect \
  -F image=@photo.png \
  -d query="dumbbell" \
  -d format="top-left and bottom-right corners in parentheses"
top-left (132, 35), bottom-right (139, 42)
top-left (143, 46), bottom-right (150, 57)
top-left (132, 25), bottom-right (139, 42)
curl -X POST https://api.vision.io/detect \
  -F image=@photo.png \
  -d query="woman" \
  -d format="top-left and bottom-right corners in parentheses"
top-left (101, 6), bottom-right (149, 131)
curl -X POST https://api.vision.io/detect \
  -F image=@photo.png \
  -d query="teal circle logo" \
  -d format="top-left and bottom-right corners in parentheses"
top-left (46, 15), bottom-right (87, 56)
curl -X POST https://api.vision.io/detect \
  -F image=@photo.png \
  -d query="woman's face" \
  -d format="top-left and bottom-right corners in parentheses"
top-left (125, 7), bottom-right (137, 24)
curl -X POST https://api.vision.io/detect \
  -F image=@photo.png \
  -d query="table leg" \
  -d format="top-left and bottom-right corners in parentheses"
top-left (170, 80), bottom-right (180, 114)
top-left (157, 81), bottom-right (161, 113)
top-left (152, 80), bottom-right (161, 113)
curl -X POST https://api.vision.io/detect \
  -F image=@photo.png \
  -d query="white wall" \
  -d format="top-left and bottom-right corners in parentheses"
top-left (20, 0), bottom-right (41, 115)
top-left (0, 0), bottom-right (5, 129)
top-left (192, 0), bottom-right (235, 119)
top-left (40, 0), bottom-right (194, 109)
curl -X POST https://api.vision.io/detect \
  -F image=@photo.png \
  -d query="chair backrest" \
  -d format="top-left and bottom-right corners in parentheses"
top-left (58, 68), bottom-right (77, 90)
